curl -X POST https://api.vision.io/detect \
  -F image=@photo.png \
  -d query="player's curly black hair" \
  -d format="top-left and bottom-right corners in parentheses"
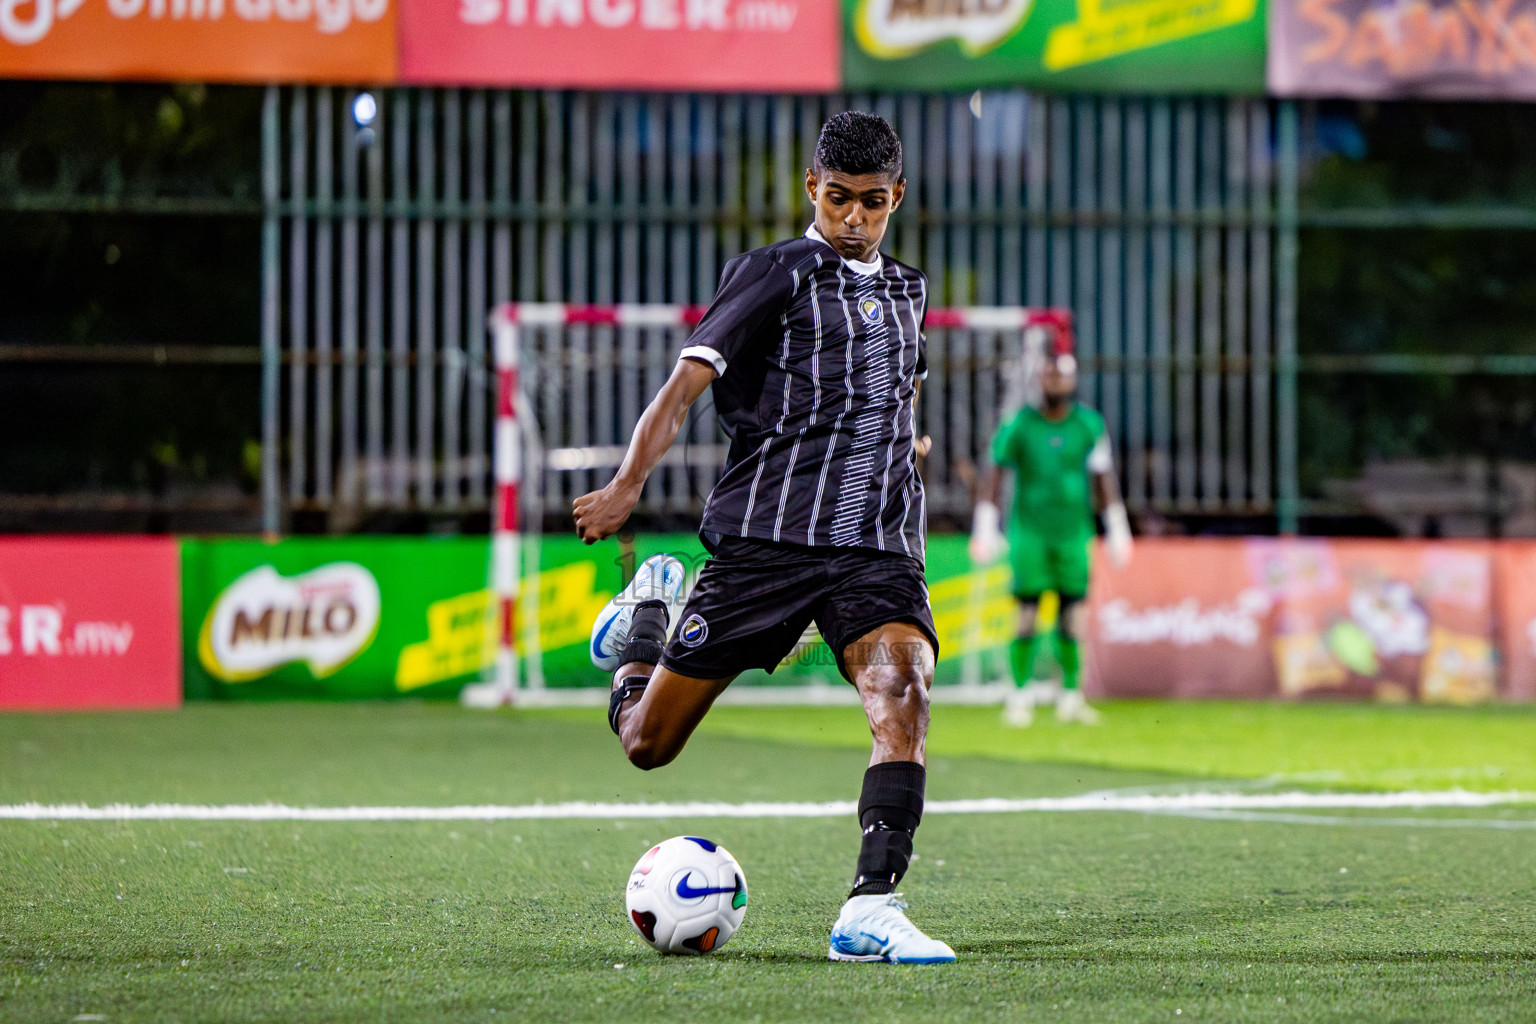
top-left (814, 111), bottom-right (903, 183)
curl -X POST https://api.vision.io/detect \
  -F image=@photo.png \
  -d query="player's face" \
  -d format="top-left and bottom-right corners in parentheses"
top-left (1041, 357), bottom-right (1077, 401)
top-left (805, 168), bottom-right (905, 263)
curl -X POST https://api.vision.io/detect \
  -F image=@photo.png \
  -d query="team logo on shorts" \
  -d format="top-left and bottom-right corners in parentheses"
top-left (678, 614), bottom-right (709, 648)
top-left (858, 298), bottom-right (884, 326)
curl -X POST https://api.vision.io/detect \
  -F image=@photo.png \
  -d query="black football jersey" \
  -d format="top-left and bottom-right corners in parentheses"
top-left (680, 227), bottom-right (929, 560)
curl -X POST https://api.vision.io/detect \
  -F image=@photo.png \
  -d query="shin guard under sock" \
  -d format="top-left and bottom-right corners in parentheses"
top-left (1055, 634), bottom-right (1081, 691)
top-left (850, 760), bottom-right (926, 897)
top-left (619, 600), bottom-right (670, 668)
top-left (608, 675), bottom-right (649, 736)
top-left (1009, 636), bottom-right (1040, 687)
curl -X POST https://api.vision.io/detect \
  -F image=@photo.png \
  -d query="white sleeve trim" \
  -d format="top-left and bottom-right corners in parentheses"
top-left (1087, 434), bottom-right (1114, 474)
top-left (679, 345), bottom-right (726, 376)
top-left (917, 368), bottom-right (929, 380)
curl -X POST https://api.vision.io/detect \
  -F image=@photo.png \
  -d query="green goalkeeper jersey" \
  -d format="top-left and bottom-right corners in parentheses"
top-left (990, 403), bottom-right (1111, 541)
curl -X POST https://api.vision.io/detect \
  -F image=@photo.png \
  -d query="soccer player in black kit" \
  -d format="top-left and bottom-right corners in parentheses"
top-left (574, 112), bottom-right (954, 963)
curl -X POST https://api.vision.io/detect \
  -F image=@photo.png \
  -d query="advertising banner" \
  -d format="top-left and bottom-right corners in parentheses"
top-left (177, 533), bottom-right (1527, 703)
top-left (0, 537), bottom-right (181, 710)
top-left (182, 537), bottom-right (488, 699)
top-left (399, 0), bottom-right (839, 91)
top-left (523, 534), bottom-right (1013, 688)
top-left (178, 533), bottom-right (1009, 698)
top-left (1086, 538), bottom-right (1501, 703)
top-left (1495, 542), bottom-right (1536, 701)
top-left (843, 0), bottom-right (1267, 92)
top-left (0, 0), bottom-right (397, 83)
top-left (1268, 0), bottom-right (1536, 99)
top-left (1085, 539), bottom-right (1276, 699)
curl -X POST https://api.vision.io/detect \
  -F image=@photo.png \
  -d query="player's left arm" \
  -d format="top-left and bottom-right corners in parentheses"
top-left (912, 380), bottom-right (931, 457)
top-left (1088, 432), bottom-right (1133, 569)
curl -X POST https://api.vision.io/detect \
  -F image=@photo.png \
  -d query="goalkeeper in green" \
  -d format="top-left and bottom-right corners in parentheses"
top-left (969, 351), bottom-right (1132, 725)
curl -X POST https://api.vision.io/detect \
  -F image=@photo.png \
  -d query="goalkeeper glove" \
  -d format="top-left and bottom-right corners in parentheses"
top-left (969, 500), bottom-right (1005, 565)
top-left (1103, 502), bottom-right (1133, 569)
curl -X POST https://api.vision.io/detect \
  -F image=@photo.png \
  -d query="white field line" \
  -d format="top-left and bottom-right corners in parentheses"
top-left (1153, 808), bottom-right (1536, 830)
top-left (0, 790), bottom-right (1530, 822)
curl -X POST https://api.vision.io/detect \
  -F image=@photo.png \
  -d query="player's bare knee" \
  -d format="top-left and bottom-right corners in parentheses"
top-left (624, 740), bottom-right (664, 771)
top-left (1059, 598), bottom-right (1086, 641)
top-left (623, 719), bottom-right (681, 771)
top-left (865, 661), bottom-right (929, 712)
top-left (623, 733), bottom-right (670, 771)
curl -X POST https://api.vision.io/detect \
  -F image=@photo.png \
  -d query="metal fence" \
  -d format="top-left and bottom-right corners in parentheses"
top-left (261, 87), bottom-right (1302, 533)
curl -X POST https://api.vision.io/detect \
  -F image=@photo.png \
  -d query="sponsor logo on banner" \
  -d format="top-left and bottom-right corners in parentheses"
top-left (393, 560), bottom-right (610, 691)
top-left (1, 0), bottom-right (395, 82)
top-left (0, 604), bottom-right (135, 657)
top-left (1041, 0), bottom-right (1256, 69)
top-left (0, 538), bottom-right (180, 710)
top-left (852, 0), bottom-right (1255, 65)
top-left (400, 0), bottom-right (837, 90)
top-left (1096, 589), bottom-right (1273, 647)
top-left (1269, 0), bottom-right (1536, 99)
top-left (453, 0), bottom-right (799, 32)
top-left (199, 562), bottom-right (381, 683)
top-left (0, 0), bottom-right (388, 47)
top-left (853, 0), bottom-right (1033, 56)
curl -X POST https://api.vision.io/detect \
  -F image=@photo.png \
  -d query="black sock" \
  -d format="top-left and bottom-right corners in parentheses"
top-left (850, 760), bottom-right (925, 898)
top-left (619, 599), bottom-right (669, 667)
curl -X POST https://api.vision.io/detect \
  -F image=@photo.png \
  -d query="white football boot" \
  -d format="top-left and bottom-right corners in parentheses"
top-left (1056, 688), bottom-right (1102, 725)
top-left (1001, 688), bottom-right (1035, 728)
top-left (828, 893), bottom-right (956, 964)
top-left (589, 553), bottom-right (688, 672)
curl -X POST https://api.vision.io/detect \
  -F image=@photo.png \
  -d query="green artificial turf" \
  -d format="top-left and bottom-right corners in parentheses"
top-left (698, 700), bottom-right (1536, 793)
top-left (2, 703), bottom-right (1535, 1023)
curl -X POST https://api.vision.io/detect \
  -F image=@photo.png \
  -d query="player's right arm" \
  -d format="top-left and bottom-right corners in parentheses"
top-left (573, 252), bottom-right (793, 544)
top-left (573, 358), bottom-right (717, 543)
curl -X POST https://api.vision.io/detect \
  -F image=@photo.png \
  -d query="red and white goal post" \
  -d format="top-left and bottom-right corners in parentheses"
top-left (459, 302), bottom-right (1075, 708)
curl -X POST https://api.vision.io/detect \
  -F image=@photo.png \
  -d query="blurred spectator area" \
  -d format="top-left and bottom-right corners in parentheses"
top-left (4, 84), bottom-right (1536, 536)
top-left (0, 82), bottom-right (263, 532)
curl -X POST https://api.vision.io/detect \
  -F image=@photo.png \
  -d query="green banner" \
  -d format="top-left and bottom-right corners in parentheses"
top-left (511, 533), bottom-right (1016, 690)
top-left (181, 537), bottom-right (494, 700)
top-left (180, 534), bottom-right (1018, 699)
top-left (843, 0), bottom-right (1266, 93)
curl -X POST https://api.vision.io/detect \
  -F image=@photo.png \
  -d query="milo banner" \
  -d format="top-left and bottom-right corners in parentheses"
top-left (1087, 538), bottom-right (1502, 703)
top-left (1268, 0), bottom-right (1536, 99)
top-left (843, 0), bottom-right (1267, 92)
top-left (183, 537), bottom-right (482, 699)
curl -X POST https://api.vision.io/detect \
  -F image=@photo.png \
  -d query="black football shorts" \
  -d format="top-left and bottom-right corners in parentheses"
top-left (658, 535), bottom-right (939, 683)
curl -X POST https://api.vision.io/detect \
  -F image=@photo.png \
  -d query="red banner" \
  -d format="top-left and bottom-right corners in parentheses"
top-left (0, 0), bottom-right (397, 83)
top-left (1085, 539), bottom-right (1278, 699)
top-left (1495, 542), bottom-right (1536, 701)
top-left (0, 538), bottom-right (181, 710)
top-left (398, 0), bottom-right (839, 90)
top-left (1087, 538), bottom-right (1501, 703)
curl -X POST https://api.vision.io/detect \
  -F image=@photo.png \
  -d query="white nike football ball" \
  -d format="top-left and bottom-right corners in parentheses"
top-left (625, 836), bottom-right (748, 955)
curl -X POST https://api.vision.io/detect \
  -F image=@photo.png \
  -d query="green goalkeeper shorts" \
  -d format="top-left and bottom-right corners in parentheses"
top-left (1007, 529), bottom-right (1093, 600)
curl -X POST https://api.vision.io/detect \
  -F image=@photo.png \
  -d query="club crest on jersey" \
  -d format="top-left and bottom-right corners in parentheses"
top-left (678, 614), bottom-right (709, 648)
top-left (858, 297), bottom-right (884, 326)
